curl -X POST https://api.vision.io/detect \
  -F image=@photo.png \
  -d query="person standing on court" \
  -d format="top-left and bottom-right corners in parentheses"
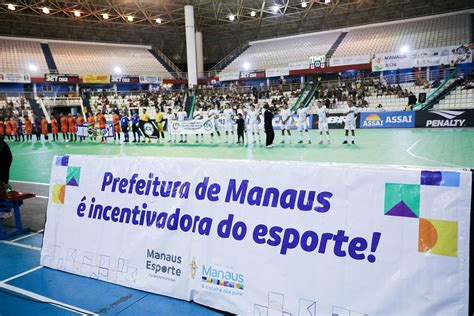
top-left (263, 104), bottom-right (275, 148)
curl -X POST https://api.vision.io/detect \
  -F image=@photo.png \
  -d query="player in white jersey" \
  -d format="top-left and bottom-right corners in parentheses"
top-left (176, 106), bottom-right (188, 143)
top-left (296, 105), bottom-right (312, 144)
top-left (280, 103), bottom-right (292, 144)
top-left (165, 108), bottom-right (177, 143)
top-left (208, 105), bottom-right (221, 143)
top-left (193, 106), bottom-right (204, 143)
top-left (247, 105), bottom-right (261, 143)
top-left (223, 104), bottom-right (235, 143)
top-left (316, 101), bottom-right (330, 144)
top-left (343, 100), bottom-right (357, 144)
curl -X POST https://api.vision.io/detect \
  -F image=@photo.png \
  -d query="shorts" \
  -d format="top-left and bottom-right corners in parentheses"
top-left (248, 123), bottom-right (259, 133)
top-left (225, 120), bottom-right (233, 132)
top-left (344, 120), bottom-right (356, 130)
top-left (121, 125), bottom-right (129, 133)
top-left (318, 122), bottom-right (328, 132)
top-left (297, 122), bottom-right (308, 131)
top-left (281, 121), bottom-right (290, 130)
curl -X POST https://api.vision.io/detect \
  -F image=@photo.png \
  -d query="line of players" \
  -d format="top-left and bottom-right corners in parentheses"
top-left (0, 100), bottom-right (358, 145)
top-left (155, 99), bottom-right (357, 145)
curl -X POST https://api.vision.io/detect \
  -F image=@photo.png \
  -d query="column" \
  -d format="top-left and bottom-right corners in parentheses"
top-left (195, 31), bottom-right (204, 78)
top-left (185, 5), bottom-right (198, 87)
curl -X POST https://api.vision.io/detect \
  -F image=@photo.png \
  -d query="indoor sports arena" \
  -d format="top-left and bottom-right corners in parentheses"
top-left (0, 1), bottom-right (473, 315)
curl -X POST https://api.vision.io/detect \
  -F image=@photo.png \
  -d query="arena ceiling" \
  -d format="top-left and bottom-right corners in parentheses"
top-left (0, 0), bottom-right (472, 68)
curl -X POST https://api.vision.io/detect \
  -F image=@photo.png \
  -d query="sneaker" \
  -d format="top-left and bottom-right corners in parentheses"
top-left (184, 140), bottom-right (187, 143)
top-left (352, 141), bottom-right (355, 144)
top-left (308, 140), bottom-right (312, 144)
top-left (327, 140), bottom-right (331, 144)
top-left (342, 140), bottom-right (348, 144)
top-left (280, 140), bottom-right (285, 144)
top-left (167, 140), bottom-right (172, 143)
top-left (266, 144), bottom-right (274, 148)
top-left (179, 140), bottom-right (183, 143)
top-left (297, 140), bottom-right (303, 144)
top-left (196, 140), bottom-right (199, 143)
top-left (319, 141), bottom-right (323, 145)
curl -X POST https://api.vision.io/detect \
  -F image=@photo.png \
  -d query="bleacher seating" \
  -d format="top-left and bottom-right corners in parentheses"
top-left (222, 31), bottom-right (341, 73)
top-left (0, 38), bottom-right (49, 74)
top-left (434, 88), bottom-right (474, 109)
top-left (49, 42), bottom-right (172, 78)
top-left (220, 12), bottom-right (471, 74)
top-left (333, 13), bottom-right (471, 57)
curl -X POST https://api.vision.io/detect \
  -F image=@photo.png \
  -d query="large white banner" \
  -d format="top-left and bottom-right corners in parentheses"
top-left (288, 61), bottom-right (310, 71)
top-left (372, 44), bottom-right (472, 71)
top-left (169, 119), bottom-right (216, 135)
top-left (42, 156), bottom-right (472, 315)
top-left (0, 73), bottom-right (31, 83)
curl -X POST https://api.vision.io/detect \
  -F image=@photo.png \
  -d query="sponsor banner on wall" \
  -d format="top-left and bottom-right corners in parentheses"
top-left (313, 113), bottom-right (359, 129)
top-left (265, 67), bottom-right (290, 78)
top-left (0, 73), bottom-right (31, 83)
top-left (415, 109), bottom-right (474, 128)
top-left (111, 75), bottom-right (140, 84)
top-left (218, 72), bottom-right (240, 82)
top-left (169, 119), bottom-right (216, 135)
top-left (42, 155), bottom-right (471, 315)
top-left (288, 61), bottom-right (310, 71)
top-left (82, 74), bottom-right (110, 84)
top-left (239, 70), bottom-right (266, 79)
top-left (309, 55), bottom-right (326, 69)
top-left (45, 74), bottom-right (80, 84)
top-left (372, 44), bottom-right (472, 71)
top-left (360, 111), bottom-right (415, 128)
top-left (329, 55), bottom-right (371, 67)
top-left (139, 75), bottom-right (162, 84)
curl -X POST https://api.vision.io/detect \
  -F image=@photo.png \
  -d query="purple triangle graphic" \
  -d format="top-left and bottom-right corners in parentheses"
top-left (67, 177), bottom-right (78, 186)
top-left (385, 200), bottom-right (418, 218)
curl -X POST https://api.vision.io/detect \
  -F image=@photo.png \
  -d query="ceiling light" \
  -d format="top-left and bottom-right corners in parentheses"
top-left (243, 62), bottom-right (250, 70)
top-left (7, 3), bottom-right (15, 11)
top-left (42, 7), bottom-right (50, 14)
top-left (156, 18), bottom-right (162, 24)
top-left (29, 64), bottom-right (38, 72)
top-left (228, 14), bottom-right (235, 21)
top-left (302, 1), bottom-right (308, 8)
top-left (74, 10), bottom-right (81, 17)
top-left (102, 13), bottom-right (109, 20)
top-left (250, 11), bottom-right (256, 17)
top-left (272, 5), bottom-right (279, 13)
top-left (127, 16), bottom-right (133, 22)
top-left (400, 45), bottom-right (410, 53)
top-left (113, 66), bottom-right (122, 74)
top-left (324, 0), bottom-right (331, 3)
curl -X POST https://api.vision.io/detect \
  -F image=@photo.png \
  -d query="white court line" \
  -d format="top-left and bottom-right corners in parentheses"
top-left (0, 283), bottom-right (97, 315)
top-left (0, 240), bottom-right (41, 251)
top-left (10, 180), bottom-right (49, 186)
top-left (406, 138), bottom-right (464, 168)
top-left (11, 229), bottom-right (44, 242)
top-left (1, 266), bottom-right (43, 283)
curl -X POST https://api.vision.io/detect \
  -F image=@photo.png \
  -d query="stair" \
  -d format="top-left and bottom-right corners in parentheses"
top-left (326, 32), bottom-right (348, 59)
top-left (28, 98), bottom-right (45, 118)
top-left (422, 78), bottom-right (463, 110)
top-left (149, 49), bottom-right (179, 79)
top-left (212, 44), bottom-right (250, 73)
top-left (40, 43), bottom-right (58, 74)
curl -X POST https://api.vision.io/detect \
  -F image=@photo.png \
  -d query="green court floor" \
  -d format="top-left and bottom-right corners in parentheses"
top-left (8, 128), bottom-right (474, 184)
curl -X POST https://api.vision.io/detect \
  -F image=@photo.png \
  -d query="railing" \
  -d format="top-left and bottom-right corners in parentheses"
top-left (0, 68), bottom-right (459, 103)
top-left (210, 43), bottom-right (249, 73)
top-left (153, 48), bottom-right (183, 76)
